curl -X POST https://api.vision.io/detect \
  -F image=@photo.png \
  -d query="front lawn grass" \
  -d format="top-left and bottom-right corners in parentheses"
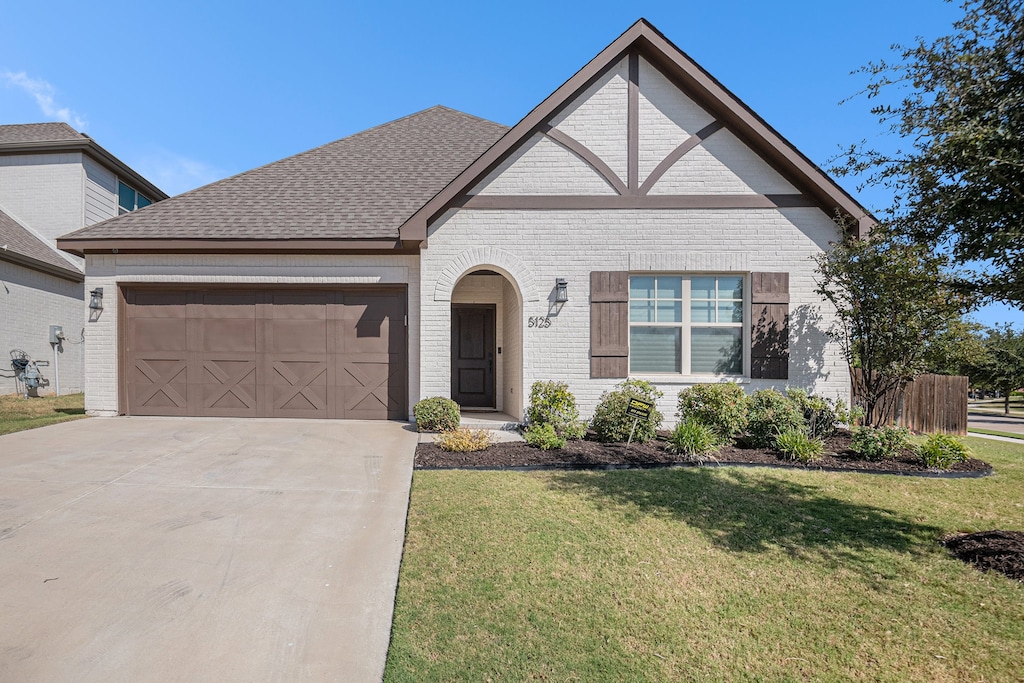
top-left (0, 393), bottom-right (86, 435)
top-left (385, 437), bottom-right (1024, 682)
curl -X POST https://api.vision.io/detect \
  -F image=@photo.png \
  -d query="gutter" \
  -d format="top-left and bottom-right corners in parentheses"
top-left (0, 139), bottom-right (168, 202)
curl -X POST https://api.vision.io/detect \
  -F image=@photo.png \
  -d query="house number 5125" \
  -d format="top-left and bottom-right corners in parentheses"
top-left (528, 316), bottom-right (552, 328)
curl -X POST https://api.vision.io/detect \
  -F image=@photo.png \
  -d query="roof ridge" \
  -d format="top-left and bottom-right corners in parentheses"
top-left (424, 105), bottom-right (509, 129)
top-left (0, 121), bottom-right (84, 138)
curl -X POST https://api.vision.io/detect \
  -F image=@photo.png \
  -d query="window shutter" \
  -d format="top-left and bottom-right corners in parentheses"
top-left (750, 272), bottom-right (789, 380)
top-left (590, 271), bottom-right (629, 378)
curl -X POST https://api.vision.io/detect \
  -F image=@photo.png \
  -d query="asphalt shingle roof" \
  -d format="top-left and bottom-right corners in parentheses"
top-left (0, 207), bottom-right (81, 275)
top-left (61, 106), bottom-right (508, 242)
top-left (0, 122), bottom-right (86, 144)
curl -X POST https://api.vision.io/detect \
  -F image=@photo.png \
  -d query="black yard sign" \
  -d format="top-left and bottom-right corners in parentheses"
top-left (626, 398), bottom-right (654, 421)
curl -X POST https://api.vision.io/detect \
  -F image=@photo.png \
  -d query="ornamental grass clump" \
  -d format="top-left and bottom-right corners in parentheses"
top-left (526, 380), bottom-right (586, 440)
top-left (918, 433), bottom-right (971, 469)
top-left (667, 419), bottom-right (722, 461)
top-left (676, 383), bottom-right (749, 441)
top-left (413, 397), bottom-right (461, 432)
top-left (774, 428), bottom-right (825, 463)
top-left (590, 380), bottom-right (664, 444)
top-left (435, 428), bottom-right (495, 453)
top-left (745, 389), bottom-right (806, 448)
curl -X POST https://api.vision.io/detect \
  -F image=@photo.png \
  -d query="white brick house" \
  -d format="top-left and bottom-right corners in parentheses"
top-left (0, 123), bottom-right (166, 395)
top-left (59, 20), bottom-right (871, 422)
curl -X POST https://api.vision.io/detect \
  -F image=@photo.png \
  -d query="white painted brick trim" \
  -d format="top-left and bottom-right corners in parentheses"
top-left (433, 247), bottom-right (539, 302)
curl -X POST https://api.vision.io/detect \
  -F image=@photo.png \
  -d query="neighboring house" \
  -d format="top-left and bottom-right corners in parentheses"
top-left (58, 20), bottom-right (871, 421)
top-left (0, 122), bottom-right (167, 395)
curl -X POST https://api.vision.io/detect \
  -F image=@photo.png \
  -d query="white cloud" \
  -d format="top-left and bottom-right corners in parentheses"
top-left (136, 150), bottom-right (228, 196)
top-left (1, 71), bottom-right (87, 130)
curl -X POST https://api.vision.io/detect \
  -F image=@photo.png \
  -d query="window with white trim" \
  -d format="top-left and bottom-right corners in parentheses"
top-left (629, 275), bottom-right (745, 375)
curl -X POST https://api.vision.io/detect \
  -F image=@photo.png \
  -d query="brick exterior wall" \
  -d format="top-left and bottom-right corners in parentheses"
top-left (0, 260), bottom-right (85, 395)
top-left (419, 55), bottom-right (850, 422)
top-left (81, 253), bottom-right (419, 416)
top-left (1, 150), bottom-right (125, 397)
top-left (79, 54), bottom-right (854, 423)
top-left (0, 152), bottom-right (88, 245)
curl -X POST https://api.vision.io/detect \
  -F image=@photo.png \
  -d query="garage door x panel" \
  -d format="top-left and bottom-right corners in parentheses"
top-left (124, 287), bottom-right (406, 419)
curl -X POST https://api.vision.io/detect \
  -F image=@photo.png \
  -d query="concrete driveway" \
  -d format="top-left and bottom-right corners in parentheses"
top-left (0, 417), bottom-right (417, 682)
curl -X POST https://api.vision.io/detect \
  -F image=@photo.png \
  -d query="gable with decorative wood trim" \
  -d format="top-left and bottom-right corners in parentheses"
top-left (415, 18), bottom-right (862, 420)
top-left (459, 53), bottom-right (811, 209)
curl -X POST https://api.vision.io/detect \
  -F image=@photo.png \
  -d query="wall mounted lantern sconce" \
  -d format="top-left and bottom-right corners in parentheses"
top-left (555, 278), bottom-right (569, 303)
top-left (89, 287), bottom-right (104, 311)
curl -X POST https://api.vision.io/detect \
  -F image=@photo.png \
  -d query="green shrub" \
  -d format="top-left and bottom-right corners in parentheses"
top-left (785, 388), bottom-right (841, 438)
top-left (667, 419), bottom-right (722, 460)
top-left (849, 426), bottom-right (913, 461)
top-left (524, 423), bottom-right (567, 450)
top-left (590, 380), bottom-right (664, 444)
top-left (746, 389), bottom-right (806, 448)
top-left (836, 400), bottom-right (866, 427)
top-left (413, 396), bottom-right (460, 432)
top-left (526, 380), bottom-right (586, 439)
top-left (435, 428), bottom-right (494, 452)
top-left (918, 433), bottom-right (972, 469)
top-left (676, 383), bottom-right (749, 440)
top-left (774, 428), bottom-right (825, 463)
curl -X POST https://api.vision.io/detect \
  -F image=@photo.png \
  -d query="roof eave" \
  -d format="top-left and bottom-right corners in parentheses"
top-left (0, 139), bottom-right (169, 202)
top-left (57, 237), bottom-right (416, 257)
top-left (0, 249), bottom-right (84, 282)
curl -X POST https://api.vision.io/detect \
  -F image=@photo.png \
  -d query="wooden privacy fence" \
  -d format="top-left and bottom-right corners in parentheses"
top-left (852, 371), bottom-right (969, 435)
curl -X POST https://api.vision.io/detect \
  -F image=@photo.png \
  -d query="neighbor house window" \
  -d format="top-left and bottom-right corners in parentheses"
top-left (118, 181), bottom-right (152, 215)
top-left (629, 275), bottom-right (745, 375)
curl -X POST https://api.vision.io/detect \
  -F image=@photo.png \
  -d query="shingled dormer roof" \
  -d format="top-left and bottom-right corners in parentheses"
top-left (59, 107), bottom-right (508, 254)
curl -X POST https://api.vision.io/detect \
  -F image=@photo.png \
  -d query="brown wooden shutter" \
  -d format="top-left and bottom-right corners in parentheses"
top-left (750, 272), bottom-right (789, 380)
top-left (590, 271), bottom-right (629, 378)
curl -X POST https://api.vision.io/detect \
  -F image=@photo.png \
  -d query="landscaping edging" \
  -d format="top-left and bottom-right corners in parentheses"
top-left (415, 459), bottom-right (994, 478)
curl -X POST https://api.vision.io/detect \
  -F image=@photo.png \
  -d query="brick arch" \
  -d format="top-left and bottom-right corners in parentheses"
top-left (433, 247), bottom-right (539, 302)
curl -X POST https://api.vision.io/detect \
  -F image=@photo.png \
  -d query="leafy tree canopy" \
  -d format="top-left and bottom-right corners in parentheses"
top-left (965, 325), bottom-right (1024, 413)
top-left (837, 0), bottom-right (1024, 305)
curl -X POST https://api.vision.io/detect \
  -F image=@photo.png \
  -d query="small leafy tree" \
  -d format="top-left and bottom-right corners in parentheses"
top-left (966, 325), bottom-right (1024, 414)
top-left (814, 230), bottom-right (970, 426)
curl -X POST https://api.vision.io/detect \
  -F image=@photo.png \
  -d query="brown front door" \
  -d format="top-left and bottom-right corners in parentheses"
top-left (451, 305), bottom-right (495, 408)
top-left (123, 286), bottom-right (407, 419)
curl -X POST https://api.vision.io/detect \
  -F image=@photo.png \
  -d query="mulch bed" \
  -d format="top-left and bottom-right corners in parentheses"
top-left (415, 429), bottom-right (992, 477)
top-left (941, 530), bottom-right (1024, 582)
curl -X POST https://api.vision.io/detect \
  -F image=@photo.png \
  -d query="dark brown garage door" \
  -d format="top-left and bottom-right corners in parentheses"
top-left (123, 287), bottom-right (407, 419)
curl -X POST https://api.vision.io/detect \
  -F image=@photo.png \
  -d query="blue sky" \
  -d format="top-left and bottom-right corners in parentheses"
top-left (2, 0), bottom-right (1019, 328)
